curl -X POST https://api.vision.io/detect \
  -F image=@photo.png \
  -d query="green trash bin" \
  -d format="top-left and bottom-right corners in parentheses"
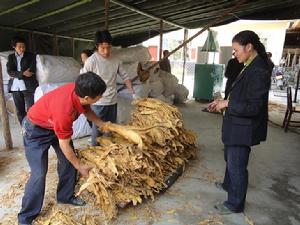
top-left (193, 64), bottom-right (224, 101)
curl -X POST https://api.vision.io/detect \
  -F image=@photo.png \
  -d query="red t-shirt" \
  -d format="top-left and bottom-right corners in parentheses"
top-left (27, 83), bottom-right (90, 139)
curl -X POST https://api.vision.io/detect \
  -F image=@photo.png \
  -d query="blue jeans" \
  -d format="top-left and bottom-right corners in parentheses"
top-left (223, 145), bottom-right (251, 212)
top-left (18, 117), bottom-right (77, 224)
top-left (91, 104), bottom-right (117, 146)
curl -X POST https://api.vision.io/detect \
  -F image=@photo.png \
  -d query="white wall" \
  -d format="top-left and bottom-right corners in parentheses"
top-left (143, 20), bottom-right (292, 65)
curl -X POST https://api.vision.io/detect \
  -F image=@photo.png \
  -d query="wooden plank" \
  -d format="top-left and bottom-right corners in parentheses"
top-left (0, 61), bottom-right (13, 149)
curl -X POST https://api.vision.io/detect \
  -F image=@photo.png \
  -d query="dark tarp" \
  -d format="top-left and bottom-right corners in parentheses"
top-left (0, 0), bottom-right (300, 54)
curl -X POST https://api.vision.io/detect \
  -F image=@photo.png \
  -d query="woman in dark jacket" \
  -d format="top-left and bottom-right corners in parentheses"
top-left (7, 36), bottom-right (39, 124)
top-left (208, 30), bottom-right (271, 214)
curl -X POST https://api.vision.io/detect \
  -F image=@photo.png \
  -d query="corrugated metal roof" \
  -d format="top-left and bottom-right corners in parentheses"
top-left (0, 0), bottom-right (300, 46)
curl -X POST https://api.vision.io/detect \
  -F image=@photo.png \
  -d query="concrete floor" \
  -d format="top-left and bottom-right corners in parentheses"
top-left (0, 100), bottom-right (299, 225)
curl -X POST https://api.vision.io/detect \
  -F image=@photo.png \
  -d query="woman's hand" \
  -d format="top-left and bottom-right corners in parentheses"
top-left (207, 100), bottom-right (229, 112)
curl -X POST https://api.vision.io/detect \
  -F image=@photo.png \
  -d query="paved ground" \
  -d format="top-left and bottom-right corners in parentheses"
top-left (0, 99), bottom-right (299, 225)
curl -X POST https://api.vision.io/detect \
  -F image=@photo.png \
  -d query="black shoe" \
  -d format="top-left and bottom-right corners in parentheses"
top-left (19, 223), bottom-right (32, 225)
top-left (215, 182), bottom-right (227, 192)
top-left (214, 203), bottom-right (235, 215)
top-left (58, 197), bottom-right (86, 206)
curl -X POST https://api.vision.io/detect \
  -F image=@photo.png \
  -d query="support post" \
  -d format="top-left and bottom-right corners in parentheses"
top-left (71, 38), bottom-right (75, 58)
top-left (294, 69), bottom-right (300, 103)
top-left (182, 29), bottom-right (188, 84)
top-left (104, 0), bottom-right (109, 30)
top-left (28, 32), bottom-right (33, 52)
top-left (0, 61), bottom-right (13, 149)
top-left (159, 20), bottom-right (163, 61)
top-left (53, 34), bottom-right (59, 56)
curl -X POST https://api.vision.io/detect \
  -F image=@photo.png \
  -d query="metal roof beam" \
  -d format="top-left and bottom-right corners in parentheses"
top-left (110, 0), bottom-right (187, 29)
top-left (0, 25), bottom-right (93, 42)
top-left (0, 0), bottom-right (39, 17)
top-left (15, 0), bottom-right (92, 27)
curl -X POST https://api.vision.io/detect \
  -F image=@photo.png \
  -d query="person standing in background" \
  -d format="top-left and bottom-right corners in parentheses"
top-left (6, 36), bottom-right (38, 125)
top-left (82, 30), bottom-right (134, 146)
top-left (224, 57), bottom-right (244, 100)
top-left (266, 52), bottom-right (275, 71)
top-left (159, 50), bottom-right (172, 73)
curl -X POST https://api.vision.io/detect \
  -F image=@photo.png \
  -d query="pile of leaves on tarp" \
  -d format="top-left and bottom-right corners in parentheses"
top-left (76, 98), bottom-right (197, 219)
top-left (35, 208), bottom-right (99, 225)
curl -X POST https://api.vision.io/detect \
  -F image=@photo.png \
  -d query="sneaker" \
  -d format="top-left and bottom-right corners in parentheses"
top-left (215, 182), bottom-right (227, 192)
top-left (214, 203), bottom-right (235, 215)
top-left (58, 196), bottom-right (86, 206)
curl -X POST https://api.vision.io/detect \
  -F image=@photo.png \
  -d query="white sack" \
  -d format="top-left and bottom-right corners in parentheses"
top-left (117, 82), bottom-right (150, 100)
top-left (36, 55), bottom-right (81, 84)
top-left (116, 61), bottom-right (139, 84)
top-left (34, 83), bottom-right (65, 102)
top-left (159, 70), bottom-right (179, 97)
top-left (174, 84), bottom-right (189, 103)
top-left (149, 79), bottom-right (164, 98)
top-left (117, 97), bottom-right (133, 124)
top-left (112, 46), bottom-right (151, 63)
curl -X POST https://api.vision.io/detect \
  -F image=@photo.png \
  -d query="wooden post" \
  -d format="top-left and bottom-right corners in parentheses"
top-left (294, 68), bottom-right (300, 103)
top-left (71, 38), bottom-right (75, 58)
top-left (287, 52), bottom-right (291, 67)
top-left (0, 61), bottom-right (13, 149)
top-left (104, 0), bottom-right (109, 30)
top-left (182, 29), bottom-right (188, 84)
top-left (28, 32), bottom-right (33, 52)
top-left (159, 20), bottom-right (163, 61)
top-left (32, 32), bottom-right (36, 54)
top-left (53, 34), bottom-right (59, 56)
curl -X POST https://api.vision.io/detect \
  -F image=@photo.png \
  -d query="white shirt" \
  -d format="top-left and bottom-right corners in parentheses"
top-left (82, 52), bottom-right (129, 105)
top-left (11, 52), bottom-right (26, 91)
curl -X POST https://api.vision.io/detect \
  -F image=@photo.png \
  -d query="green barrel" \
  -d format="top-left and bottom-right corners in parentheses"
top-left (193, 64), bottom-right (224, 101)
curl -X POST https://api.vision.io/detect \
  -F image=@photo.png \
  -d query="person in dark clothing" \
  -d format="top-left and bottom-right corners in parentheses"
top-left (266, 52), bottom-right (275, 71)
top-left (208, 30), bottom-right (271, 214)
top-left (18, 73), bottom-right (108, 225)
top-left (159, 50), bottom-right (172, 73)
top-left (6, 36), bottom-right (39, 125)
top-left (224, 57), bottom-right (244, 100)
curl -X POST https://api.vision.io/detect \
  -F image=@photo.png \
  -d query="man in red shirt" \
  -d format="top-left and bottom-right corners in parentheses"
top-left (18, 72), bottom-right (107, 225)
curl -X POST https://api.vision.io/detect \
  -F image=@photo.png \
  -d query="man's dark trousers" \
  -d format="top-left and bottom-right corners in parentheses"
top-left (12, 91), bottom-right (34, 125)
top-left (91, 104), bottom-right (117, 146)
top-left (222, 145), bottom-right (251, 212)
top-left (18, 117), bottom-right (77, 224)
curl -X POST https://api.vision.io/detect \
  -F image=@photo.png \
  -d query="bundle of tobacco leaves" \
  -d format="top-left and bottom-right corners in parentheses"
top-left (76, 98), bottom-right (197, 219)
